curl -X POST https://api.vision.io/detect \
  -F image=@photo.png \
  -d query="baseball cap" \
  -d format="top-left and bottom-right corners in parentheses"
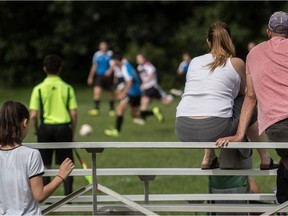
top-left (268, 11), bottom-right (288, 34)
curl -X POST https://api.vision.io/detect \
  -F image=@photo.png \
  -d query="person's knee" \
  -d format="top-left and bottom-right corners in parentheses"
top-left (116, 106), bottom-right (124, 115)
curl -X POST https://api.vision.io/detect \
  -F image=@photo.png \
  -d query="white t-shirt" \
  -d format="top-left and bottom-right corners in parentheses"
top-left (0, 145), bottom-right (44, 215)
top-left (176, 54), bottom-right (241, 118)
top-left (137, 61), bottom-right (158, 90)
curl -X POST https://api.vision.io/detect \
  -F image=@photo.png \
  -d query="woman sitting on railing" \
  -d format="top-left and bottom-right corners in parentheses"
top-left (175, 22), bottom-right (278, 170)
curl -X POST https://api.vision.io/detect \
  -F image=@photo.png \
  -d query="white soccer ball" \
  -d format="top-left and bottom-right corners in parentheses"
top-left (79, 124), bottom-right (93, 136)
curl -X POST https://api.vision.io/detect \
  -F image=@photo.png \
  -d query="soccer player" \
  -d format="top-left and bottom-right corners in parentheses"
top-left (177, 52), bottom-right (191, 75)
top-left (87, 41), bottom-right (115, 117)
top-left (170, 52), bottom-right (191, 97)
top-left (29, 54), bottom-right (77, 195)
top-left (104, 53), bottom-right (142, 137)
top-left (136, 53), bottom-right (173, 124)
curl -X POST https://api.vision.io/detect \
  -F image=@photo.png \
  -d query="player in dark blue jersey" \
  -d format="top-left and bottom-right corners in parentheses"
top-left (87, 41), bottom-right (115, 117)
top-left (105, 53), bottom-right (142, 137)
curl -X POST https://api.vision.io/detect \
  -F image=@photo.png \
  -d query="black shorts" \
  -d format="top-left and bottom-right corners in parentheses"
top-left (143, 86), bottom-right (166, 99)
top-left (123, 95), bottom-right (141, 107)
top-left (93, 74), bottom-right (113, 90)
top-left (37, 123), bottom-right (74, 165)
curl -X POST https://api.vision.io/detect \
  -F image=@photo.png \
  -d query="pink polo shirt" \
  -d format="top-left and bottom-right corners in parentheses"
top-left (246, 36), bottom-right (288, 134)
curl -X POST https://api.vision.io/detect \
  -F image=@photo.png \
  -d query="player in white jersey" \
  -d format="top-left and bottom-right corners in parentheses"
top-left (136, 53), bottom-right (173, 123)
top-left (110, 57), bottom-right (127, 99)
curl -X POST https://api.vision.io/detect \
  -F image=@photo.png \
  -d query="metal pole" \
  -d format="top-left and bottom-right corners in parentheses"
top-left (144, 180), bottom-right (149, 204)
top-left (92, 152), bottom-right (97, 215)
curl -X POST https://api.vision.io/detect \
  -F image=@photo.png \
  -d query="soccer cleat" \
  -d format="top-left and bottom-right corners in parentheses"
top-left (152, 107), bottom-right (164, 123)
top-left (170, 88), bottom-right (183, 97)
top-left (108, 110), bottom-right (116, 117)
top-left (133, 118), bottom-right (146, 125)
top-left (104, 129), bottom-right (120, 137)
top-left (88, 109), bottom-right (99, 116)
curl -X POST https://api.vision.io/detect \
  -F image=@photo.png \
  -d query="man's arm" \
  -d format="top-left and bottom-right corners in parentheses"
top-left (105, 60), bottom-right (115, 77)
top-left (30, 110), bottom-right (39, 136)
top-left (216, 74), bottom-right (257, 147)
top-left (69, 109), bottom-right (77, 139)
top-left (87, 64), bottom-right (97, 86)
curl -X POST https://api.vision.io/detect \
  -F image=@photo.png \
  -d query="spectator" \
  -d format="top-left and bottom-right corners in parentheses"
top-left (175, 21), bottom-right (277, 170)
top-left (0, 101), bottom-right (74, 215)
top-left (216, 11), bottom-right (288, 203)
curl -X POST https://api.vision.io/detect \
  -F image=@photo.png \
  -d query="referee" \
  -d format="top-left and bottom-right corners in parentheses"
top-left (29, 54), bottom-right (78, 195)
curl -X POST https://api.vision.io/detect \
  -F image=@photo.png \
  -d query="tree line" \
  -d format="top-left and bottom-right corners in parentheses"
top-left (0, 1), bottom-right (287, 88)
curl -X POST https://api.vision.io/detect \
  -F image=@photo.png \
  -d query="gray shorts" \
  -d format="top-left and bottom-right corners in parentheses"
top-left (175, 96), bottom-right (256, 142)
top-left (265, 118), bottom-right (288, 158)
top-left (175, 96), bottom-right (256, 169)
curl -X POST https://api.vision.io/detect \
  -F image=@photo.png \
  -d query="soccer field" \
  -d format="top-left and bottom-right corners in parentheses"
top-left (0, 87), bottom-right (279, 214)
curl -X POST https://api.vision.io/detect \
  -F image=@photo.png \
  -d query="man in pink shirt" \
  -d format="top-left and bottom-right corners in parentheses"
top-left (216, 11), bottom-right (288, 203)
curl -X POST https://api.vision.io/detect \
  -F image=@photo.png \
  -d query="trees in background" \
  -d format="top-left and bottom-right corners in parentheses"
top-left (0, 1), bottom-right (287, 88)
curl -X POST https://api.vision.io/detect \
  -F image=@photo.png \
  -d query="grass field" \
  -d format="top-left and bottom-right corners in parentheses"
top-left (0, 86), bottom-right (280, 214)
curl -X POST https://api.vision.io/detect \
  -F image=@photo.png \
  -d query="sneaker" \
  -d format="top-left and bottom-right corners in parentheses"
top-left (170, 88), bottom-right (183, 97)
top-left (152, 107), bottom-right (164, 123)
top-left (104, 129), bottom-right (120, 137)
top-left (88, 109), bottom-right (99, 116)
top-left (133, 118), bottom-right (145, 125)
top-left (108, 110), bottom-right (116, 117)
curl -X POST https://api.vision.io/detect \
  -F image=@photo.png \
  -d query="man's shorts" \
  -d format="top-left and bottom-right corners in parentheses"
top-left (94, 74), bottom-right (113, 90)
top-left (265, 118), bottom-right (288, 158)
top-left (37, 123), bottom-right (74, 165)
top-left (143, 86), bottom-right (166, 99)
top-left (122, 95), bottom-right (141, 107)
top-left (116, 77), bottom-right (125, 91)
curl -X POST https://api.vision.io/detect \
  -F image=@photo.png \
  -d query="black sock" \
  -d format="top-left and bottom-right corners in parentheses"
top-left (140, 110), bottom-right (153, 120)
top-left (116, 116), bottom-right (123, 132)
top-left (109, 100), bottom-right (115, 111)
top-left (94, 100), bottom-right (100, 110)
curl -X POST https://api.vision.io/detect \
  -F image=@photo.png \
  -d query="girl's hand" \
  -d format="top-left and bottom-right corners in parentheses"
top-left (58, 158), bottom-right (75, 180)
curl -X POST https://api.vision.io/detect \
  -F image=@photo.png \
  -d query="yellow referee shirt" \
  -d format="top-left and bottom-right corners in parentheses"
top-left (29, 76), bottom-right (77, 124)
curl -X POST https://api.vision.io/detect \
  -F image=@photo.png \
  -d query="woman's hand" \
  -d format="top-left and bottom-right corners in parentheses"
top-left (215, 135), bottom-right (243, 148)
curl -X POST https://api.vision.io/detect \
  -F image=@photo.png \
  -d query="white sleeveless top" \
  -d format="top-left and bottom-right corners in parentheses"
top-left (176, 54), bottom-right (241, 118)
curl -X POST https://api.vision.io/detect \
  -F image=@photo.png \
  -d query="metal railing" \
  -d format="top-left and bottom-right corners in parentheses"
top-left (24, 142), bottom-right (288, 215)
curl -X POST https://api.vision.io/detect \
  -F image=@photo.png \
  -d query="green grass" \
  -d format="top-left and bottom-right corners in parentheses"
top-left (0, 87), bottom-right (280, 215)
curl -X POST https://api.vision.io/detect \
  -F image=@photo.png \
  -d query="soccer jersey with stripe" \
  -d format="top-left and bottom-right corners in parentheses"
top-left (122, 63), bottom-right (142, 96)
top-left (29, 76), bottom-right (77, 124)
top-left (137, 61), bottom-right (158, 90)
top-left (92, 50), bottom-right (113, 75)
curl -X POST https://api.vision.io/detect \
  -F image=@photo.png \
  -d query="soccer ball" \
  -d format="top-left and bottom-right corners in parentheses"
top-left (79, 124), bottom-right (93, 136)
